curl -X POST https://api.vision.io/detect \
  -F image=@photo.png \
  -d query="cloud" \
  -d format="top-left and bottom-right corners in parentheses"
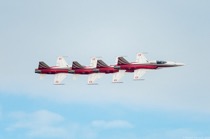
top-left (4, 109), bottom-right (209, 139)
top-left (8, 110), bottom-right (64, 128)
top-left (5, 110), bottom-right (135, 139)
top-left (4, 110), bottom-right (102, 138)
top-left (91, 120), bottom-right (133, 129)
top-left (6, 110), bottom-right (67, 138)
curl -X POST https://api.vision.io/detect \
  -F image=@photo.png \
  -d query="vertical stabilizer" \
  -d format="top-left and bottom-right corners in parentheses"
top-left (72, 61), bottom-right (84, 69)
top-left (38, 61), bottom-right (49, 69)
top-left (116, 57), bottom-right (130, 65)
top-left (97, 60), bottom-right (108, 68)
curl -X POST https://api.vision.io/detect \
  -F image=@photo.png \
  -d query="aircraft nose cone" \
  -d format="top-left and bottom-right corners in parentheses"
top-left (176, 63), bottom-right (185, 66)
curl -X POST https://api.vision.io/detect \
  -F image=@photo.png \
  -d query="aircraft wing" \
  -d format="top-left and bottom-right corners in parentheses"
top-left (89, 57), bottom-right (98, 68)
top-left (133, 69), bottom-right (146, 80)
top-left (54, 73), bottom-right (68, 85)
top-left (39, 74), bottom-right (46, 79)
top-left (72, 74), bottom-right (79, 80)
top-left (112, 70), bottom-right (126, 83)
top-left (136, 53), bottom-right (148, 64)
top-left (56, 56), bottom-right (69, 67)
top-left (88, 73), bottom-right (103, 85)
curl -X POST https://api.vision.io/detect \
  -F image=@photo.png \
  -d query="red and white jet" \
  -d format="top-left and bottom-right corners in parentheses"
top-left (94, 59), bottom-right (127, 83)
top-left (112, 53), bottom-right (184, 83)
top-left (35, 57), bottom-right (70, 85)
top-left (68, 57), bottom-right (103, 85)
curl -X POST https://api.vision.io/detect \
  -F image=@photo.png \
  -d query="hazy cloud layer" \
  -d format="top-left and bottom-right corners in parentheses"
top-left (6, 110), bottom-right (67, 138)
top-left (0, 106), bottom-right (2, 119)
top-left (91, 120), bottom-right (134, 129)
top-left (5, 110), bottom-right (135, 139)
top-left (5, 109), bottom-right (207, 139)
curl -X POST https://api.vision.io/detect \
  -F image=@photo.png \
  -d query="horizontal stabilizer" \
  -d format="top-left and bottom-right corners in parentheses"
top-left (72, 61), bottom-right (84, 69)
top-left (97, 60), bottom-right (108, 68)
top-left (38, 61), bottom-right (49, 69)
top-left (117, 57), bottom-right (130, 65)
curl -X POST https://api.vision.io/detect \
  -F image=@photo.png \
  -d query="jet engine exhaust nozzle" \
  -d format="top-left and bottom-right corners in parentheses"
top-left (68, 70), bottom-right (75, 73)
top-left (92, 68), bottom-right (100, 73)
top-left (114, 66), bottom-right (121, 69)
top-left (35, 69), bottom-right (41, 73)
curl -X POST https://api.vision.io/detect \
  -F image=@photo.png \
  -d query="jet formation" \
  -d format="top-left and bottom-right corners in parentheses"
top-left (35, 53), bottom-right (184, 85)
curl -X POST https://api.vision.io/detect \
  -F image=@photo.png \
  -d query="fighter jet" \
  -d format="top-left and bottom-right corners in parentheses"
top-left (96, 59), bottom-right (118, 73)
top-left (35, 56), bottom-right (70, 85)
top-left (113, 53), bottom-right (184, 83)
top-left (95, 59), bottom-right (127, 83)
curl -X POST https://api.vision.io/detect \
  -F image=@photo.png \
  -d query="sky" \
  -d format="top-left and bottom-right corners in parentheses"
top-left (0, 0), bottom-right (210, 139)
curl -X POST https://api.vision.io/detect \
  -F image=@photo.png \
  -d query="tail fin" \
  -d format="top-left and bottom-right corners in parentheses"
top-left (72, 61), bottom-right (84, 69)
top-left (38, 61), bottom-right (50, 69)
top-left (89, 57), bottom-right (97, 68)
top-left (97, 60), bottom-right (108, 68)
top-left (136, 53), bottom-right (148, 63)
top-left (56, 56), bottom-right (69, 67)
top-left (116, 57), bottom-right (130, 65)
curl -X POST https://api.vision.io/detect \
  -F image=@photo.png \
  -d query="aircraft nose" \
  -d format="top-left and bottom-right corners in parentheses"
top-left (176, 63), bottom-right (185, 66)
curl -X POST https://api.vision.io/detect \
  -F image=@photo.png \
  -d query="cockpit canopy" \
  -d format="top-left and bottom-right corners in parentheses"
top-left (156, 61), bottom-right (167, 64)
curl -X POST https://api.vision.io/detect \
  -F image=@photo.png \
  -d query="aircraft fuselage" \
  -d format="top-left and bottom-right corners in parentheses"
top-left (114, 61), bottom-right (184, 72)
top-left (69, 67), bottom-right (99, 74)
top-left (98, 67), bottom-right (119, 74)
top-left (35, 67), bottom-right (69, 74)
